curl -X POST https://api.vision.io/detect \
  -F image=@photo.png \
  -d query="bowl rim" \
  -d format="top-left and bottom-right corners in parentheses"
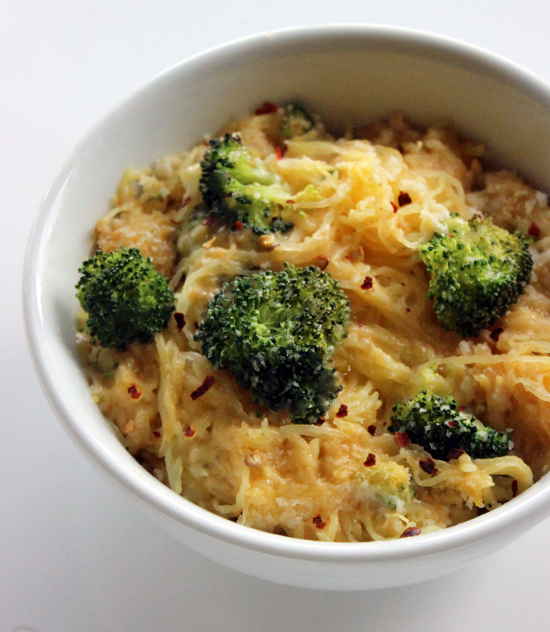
top-left (23, 22), bottom-right (550, 564)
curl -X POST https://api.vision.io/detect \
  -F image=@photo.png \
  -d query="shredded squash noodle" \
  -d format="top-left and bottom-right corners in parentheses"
top-left (76, 107), bottom-right (550, 542)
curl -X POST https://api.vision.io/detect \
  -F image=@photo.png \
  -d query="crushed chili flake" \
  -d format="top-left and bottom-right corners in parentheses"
top-left (528, 222), bottom-right (541, 238)
top-left (394, 431), bottom-right (410, 448)
top-left (153, 431), bottom-right (161, 439)
top-left (490, 327), bottom-right (503, 342)
top-left (314, 418), bottom-right (325, 426)
top-left (275, 146), bottom-right (284, 160)
top-left (191, 375), bottom-right (214, 400)
top-left (234, 220), bottom-right (243, 230)
top-left (174, 312), bottom-right (186, 331)
top-left (254, 101), bottom-right (278, 115)
top-left (400, 526), bottom-right (422, 538)
top-left (312, 515), bottom-right (326, 529)
top-left (127, 384), bottom-right (141, 400)
top-left (367, 424), bottom-right (376, 436)
top-left (180, 196), bottom-right (192, 209)
top-left (446, 420), bottom-right (458, 428)
top-left (336, 404), bottom-right (348, 418)
top-left (361, 276), bottom-right (374, 290)
top-left (184, 425), bottom-right (196, 438)
top-left (364, 453), bottom-right (376, 467)
top-left (512, 479), bottom-right (518, 497)
top-left (447, 448), bottom-right (465, 460)
top-left (398, 191), bottom-right (412, 207)
top-left (201, 214), bottom-right (213, 226)
top-left (286, 199), bottom-right (295, 204)
top-left (391, 201), bottom-right (398, 212)
top-left (419, 458), bottom-right (438, 475)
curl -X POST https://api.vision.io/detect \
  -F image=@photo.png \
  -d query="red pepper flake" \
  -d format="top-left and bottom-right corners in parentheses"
top-left (490, 327), bottom-right (503, 342)
top-left (153, 431), bottom-right (161, 439)
top-left (201, 214), bottom-right (213, 226)
top-left (394, 431), bottom-right (410, 448)
top-left (419, 458), bottom-right (438, 475)
top-left (512, 479), bottom-right (518, 497)
top-left (447, 448), bottom-right (466, 460)
top-left (286, 199), bottom-right (295, 204)
top-left (234, 220), bottom-right (243, 230)
top-left (275, 146), bottom-right (284, 160)
top-left (127, 384), bottom-right (141, 400)
top-left (191, 376), bottom-right (214, 400)
top-left (367, 424), bottom-right (376, 436)
top-left (180, 196), bottom-right (192, 209)
top-left (312, 515), bottom-right (326, 529)
top-left (254, 101), bottom-right (278, 115)
top-left (446, 420), bottom-right (458, 428)
top-left (391, 201), bottom-right (398, 212)
top-left (314, 418), bottom-right (325, 427)
top-left (361, 276), bottom-right (374, 290)
top-left (174, 312), bottom-right (186, 331)
top-left (336, 404), bottom-right (348, 418)
top-left (364, 453), bottom-right (376, 467)
top-left (398, 192), bottom-right (412, 207)
top-left (184, 425), bottom-right (196, 438)
top-left (528, 222), bottom-right (541, 238)
top-left (406, 308), bottom-right (411, 313)
top-left (400, 526), bottom-right (422, 538)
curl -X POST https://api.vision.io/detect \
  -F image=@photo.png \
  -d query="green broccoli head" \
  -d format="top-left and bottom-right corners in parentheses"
top-left (199, 133), bottom-right (294, 235)
top-left (280, 102), bottom-right (318, 139)
top-left (76, 247), bottom-right (175, 351)
top-left (195, 264), bottom-right (351, 423)
top-left (388, 390), bottom-right (513, 460)
top-left (419, 215), bottom-right (532, 337)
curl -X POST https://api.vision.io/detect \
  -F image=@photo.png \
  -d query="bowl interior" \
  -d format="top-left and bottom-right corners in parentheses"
top-left (24, 25), bottom-right (550, 563)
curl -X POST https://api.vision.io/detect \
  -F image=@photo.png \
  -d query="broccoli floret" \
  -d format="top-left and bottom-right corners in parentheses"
top-left (280, 102), bottom-right (318, 139)
top-left (76, 247), bottom-right (175, 351)
top-left (419, 215), bottom-right (532, 337)
top-left (199, 133), bottom-right (294, 235)
top-left (388, 390), bottom-right (513, 460)
top-left (195, 263), bottom-right (351, 423)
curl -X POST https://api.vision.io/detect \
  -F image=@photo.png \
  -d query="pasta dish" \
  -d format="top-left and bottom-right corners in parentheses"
top-left (76, 103), bottom-right (550, 542)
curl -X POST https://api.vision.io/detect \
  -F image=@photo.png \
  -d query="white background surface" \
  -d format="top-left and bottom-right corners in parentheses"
top-left (3, 1), bottom-right (550, 630)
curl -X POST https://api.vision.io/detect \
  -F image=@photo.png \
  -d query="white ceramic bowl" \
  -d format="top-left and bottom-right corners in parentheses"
top-left (24, 25), bottom-right (550, 591)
